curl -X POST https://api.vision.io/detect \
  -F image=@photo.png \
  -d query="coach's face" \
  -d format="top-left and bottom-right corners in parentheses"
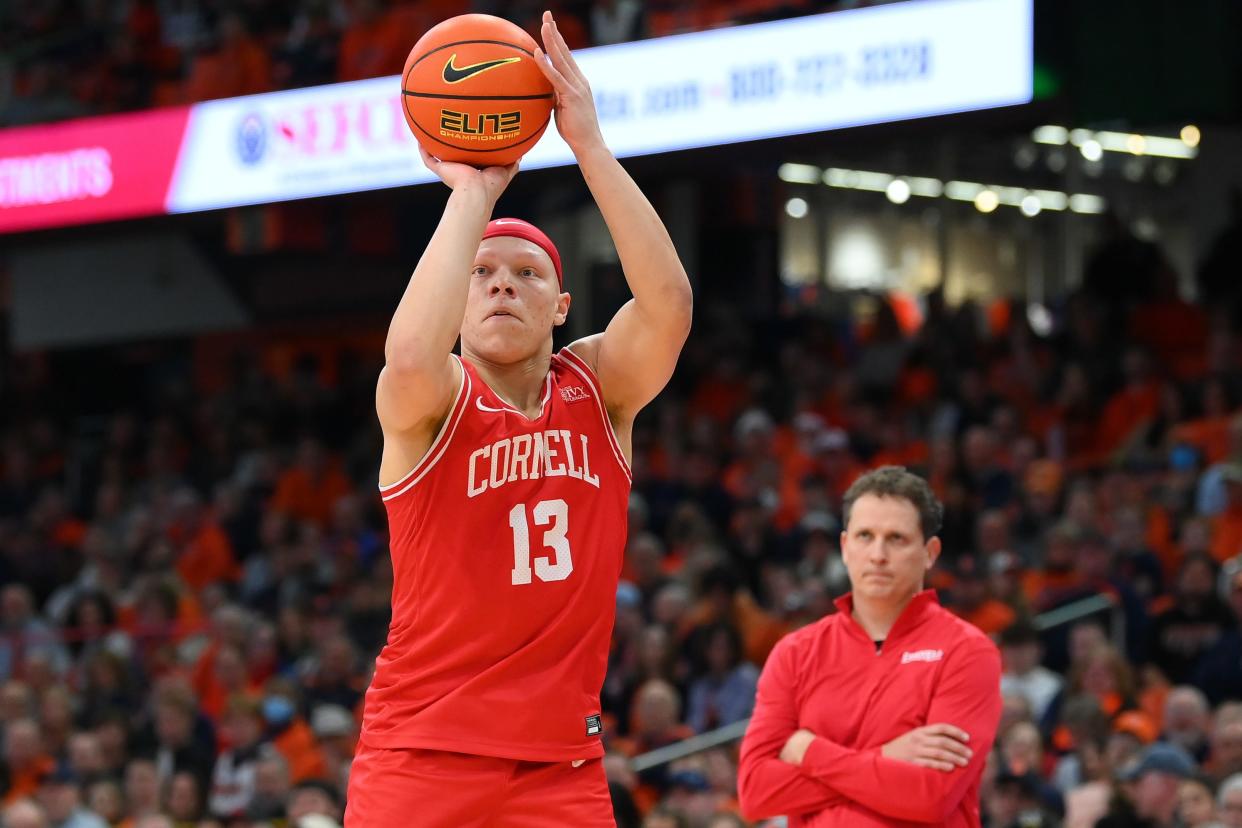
top-left (841, 494), bottom-right (940, 605)
top-left (461, 237), bottom-right (570, 363)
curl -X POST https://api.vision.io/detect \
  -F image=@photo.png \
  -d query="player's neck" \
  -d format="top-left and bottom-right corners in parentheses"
top-left (465, 347), bottom-right (553, 417)
top-left (851, 592), bottom-right (917, 642)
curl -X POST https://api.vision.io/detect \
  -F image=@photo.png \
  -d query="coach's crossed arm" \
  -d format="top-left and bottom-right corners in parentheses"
top-left (737, 639), bottom-right (846, 820)
top-left (786, 640), bottom-right (1003, 824)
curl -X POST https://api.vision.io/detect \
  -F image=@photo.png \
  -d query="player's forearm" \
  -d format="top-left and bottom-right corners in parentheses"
top-left (737, 756), bottom-right (843, 820)
top-left (385, 186), bottom-right (494, 369)
top-left (574, 142), bottom-right (692, 331)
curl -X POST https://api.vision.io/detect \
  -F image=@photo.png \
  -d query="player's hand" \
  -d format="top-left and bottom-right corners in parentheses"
top-left (779, 728), bottom-right (817, 766)
top-left (882, 723), bottom-right (973, 772)
top-left (535, 10), bottom-right (605, 155)
top-left (419, 146), bottom-right (518, 203)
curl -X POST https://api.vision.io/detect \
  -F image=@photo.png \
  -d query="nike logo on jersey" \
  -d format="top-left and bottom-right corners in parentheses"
top-left (476, 396), bottom-right (510, 414)
top-left (442, 54), bottom-right (521, 84)
top-left (468, 430), bottom-right (600, 497)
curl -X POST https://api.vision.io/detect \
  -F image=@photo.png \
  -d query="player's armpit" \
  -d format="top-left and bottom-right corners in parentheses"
top-left (797, 640), bottom-right (1003, 823)
top-left (737, 637), bottom-right (844, 820)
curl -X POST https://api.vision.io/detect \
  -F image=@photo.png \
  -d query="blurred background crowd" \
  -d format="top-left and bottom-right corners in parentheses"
top-left (1, 220), bottom-right (1241, 828)
top-left (3, 0), bottom-right (1242, 827)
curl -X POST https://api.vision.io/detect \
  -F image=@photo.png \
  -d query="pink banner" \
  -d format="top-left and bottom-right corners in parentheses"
top-left (0, 106), bottom-right (191, 234)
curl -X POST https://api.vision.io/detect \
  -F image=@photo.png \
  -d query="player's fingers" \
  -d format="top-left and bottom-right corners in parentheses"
top-left (547, 15), bottom-right (585, 76)
top-left (532, 47), bottom-right (568, 90)
top-left (543, 14), bottom-right (586, 84)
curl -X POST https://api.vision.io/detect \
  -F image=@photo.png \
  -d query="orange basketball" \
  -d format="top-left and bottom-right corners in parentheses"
top-left (402, 15), bottom-right (555, 168)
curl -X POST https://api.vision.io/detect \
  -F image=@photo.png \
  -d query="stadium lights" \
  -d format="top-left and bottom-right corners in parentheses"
top-left (1031, 125), bottom-right (1199, 159)
top-left (777, 163), bottom-right (822, 185)
top-left (785, 197), bottom-right (809, 218)
top-left (782, 163), bottom-right (1106, 216)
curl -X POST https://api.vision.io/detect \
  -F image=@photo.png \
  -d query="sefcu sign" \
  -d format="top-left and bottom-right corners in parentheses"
top-left (168, 80), bottom-right (423, 211)
top-left (234, 93), bottom-right (411, 165)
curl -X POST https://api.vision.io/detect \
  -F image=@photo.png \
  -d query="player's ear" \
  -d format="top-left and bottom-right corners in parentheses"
top-left (924, 536), bottom-right (942, 570)
top-left (553, 291), bottom-right (571, 327)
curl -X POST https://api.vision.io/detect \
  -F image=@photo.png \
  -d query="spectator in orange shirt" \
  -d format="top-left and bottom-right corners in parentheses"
top-left (946, 554), bottom-right (1016, 636)
top-left (337, 0), bottom-right (405, 82)
top-left (1, 718), bottom-right (54, 805)
top-left (169, 489), bottom-right (241, 591)
top-left (184, 13), bottom-right (272, 103)
top-left (1097, 347), bottom-right (1163, 456)
top-left (269, 438), bottom-right (352, 529)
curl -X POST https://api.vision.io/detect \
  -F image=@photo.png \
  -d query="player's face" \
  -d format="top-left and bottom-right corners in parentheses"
top-left (840, 494), bottom-right (940, 606)
top-left (461, 236), bottom-right (569, 363)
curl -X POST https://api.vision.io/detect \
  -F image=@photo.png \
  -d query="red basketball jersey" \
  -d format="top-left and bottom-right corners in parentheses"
top-left (360, 347), bottom-right (631, 762)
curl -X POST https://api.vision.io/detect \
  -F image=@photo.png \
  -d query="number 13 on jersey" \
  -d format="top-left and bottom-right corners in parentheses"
top-left (509, 499), bottom-right (573, 585)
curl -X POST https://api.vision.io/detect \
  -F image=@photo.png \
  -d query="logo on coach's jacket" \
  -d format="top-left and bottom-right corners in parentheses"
top-left (560, 386), bottom-right (590, 403)
top-left (900, 649), bottom-right (944, 664)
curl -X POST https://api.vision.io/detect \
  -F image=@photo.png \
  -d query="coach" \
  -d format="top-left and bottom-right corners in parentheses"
top-left (738, 466), bottom-right (1002, 826)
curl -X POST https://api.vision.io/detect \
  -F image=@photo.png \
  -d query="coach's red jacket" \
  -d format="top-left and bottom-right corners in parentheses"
top-left (738, 590), bottom-right (1002, 826)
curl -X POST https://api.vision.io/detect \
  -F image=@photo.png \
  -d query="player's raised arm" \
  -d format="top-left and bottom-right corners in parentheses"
top-left (535, 12), bottom-right (693, 421)
top-left (376, 150), bottom-right (517, 442)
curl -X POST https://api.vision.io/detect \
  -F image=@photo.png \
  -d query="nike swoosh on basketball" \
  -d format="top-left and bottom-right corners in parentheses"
top-left (442, 54), bottom-right (521, 84)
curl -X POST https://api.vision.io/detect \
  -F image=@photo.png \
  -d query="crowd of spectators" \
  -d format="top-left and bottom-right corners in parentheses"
top-left (1, 214), bottom-right (1242, 827)
top-left (0, 0), bottom-right (883, 129)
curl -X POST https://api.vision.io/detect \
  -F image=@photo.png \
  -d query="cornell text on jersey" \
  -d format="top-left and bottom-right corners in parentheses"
top-left (467, 430), bottom-right (600, 497)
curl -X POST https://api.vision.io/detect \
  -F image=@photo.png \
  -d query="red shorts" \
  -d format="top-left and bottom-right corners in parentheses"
top-left (344, 743), bottom-right (614, 827)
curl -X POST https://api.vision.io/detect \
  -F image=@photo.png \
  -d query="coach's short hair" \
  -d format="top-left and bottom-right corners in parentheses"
top-left (841, 466), bottom-right (943, 540)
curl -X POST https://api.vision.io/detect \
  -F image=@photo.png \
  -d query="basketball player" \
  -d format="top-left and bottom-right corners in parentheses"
top-left (344, 12), bottom-right (692, 827)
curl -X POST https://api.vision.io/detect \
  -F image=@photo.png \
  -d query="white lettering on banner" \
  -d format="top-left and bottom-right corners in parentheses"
top-left (900, 649), bottom-right (944, 664)
top-left (0, 148), bottom-right (112, 208)
top-left (468, 431), bottom-right (600, 497)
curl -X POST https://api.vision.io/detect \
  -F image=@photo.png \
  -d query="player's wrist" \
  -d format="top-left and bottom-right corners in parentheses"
top-left (570, 138), bottom-right (613, 167)
top-left (447, 179), bottom-right (500, 208)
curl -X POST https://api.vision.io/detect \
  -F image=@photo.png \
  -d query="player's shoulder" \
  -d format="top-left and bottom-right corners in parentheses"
top-left (560, 335), bottom-right (602, 374)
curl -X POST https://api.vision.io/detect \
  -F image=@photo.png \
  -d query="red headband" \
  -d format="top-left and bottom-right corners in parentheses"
top-left (481, 218), bottom-right (563, 288)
